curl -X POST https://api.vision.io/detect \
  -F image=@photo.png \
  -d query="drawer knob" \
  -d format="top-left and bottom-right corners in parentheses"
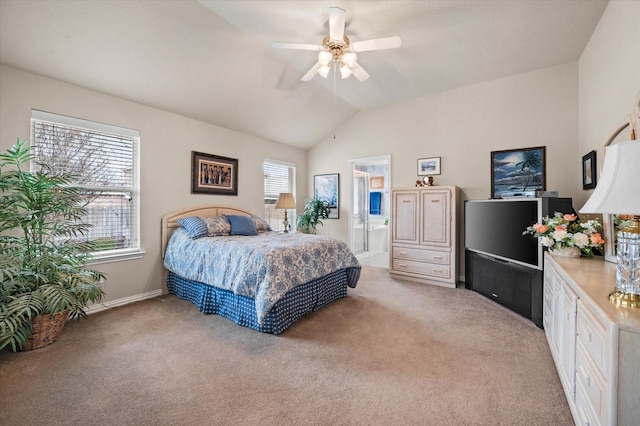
top-left (434, 269), bottom-right (443, 272)
top-left (399, 251), bottom-right (407, 255)
top-left (588, 332), bottom-right (592, 343)
top-left (398, 263), bottom-right (407, 267)
top-left (434, 256), bottom-right (443, 260)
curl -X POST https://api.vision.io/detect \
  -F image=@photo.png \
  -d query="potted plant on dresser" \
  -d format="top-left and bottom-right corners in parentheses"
top-left (0, 138), bottom-right (105, 352)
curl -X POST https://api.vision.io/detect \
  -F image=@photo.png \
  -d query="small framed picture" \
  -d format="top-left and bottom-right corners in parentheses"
top-left (191, 151), bottom-right (238, 195)
top-left (582, 150), bottom-right (597, 190)
top-left (417, 157), bottom-right (441, 176)
top-left (370, 176), bottom-right (384, 189)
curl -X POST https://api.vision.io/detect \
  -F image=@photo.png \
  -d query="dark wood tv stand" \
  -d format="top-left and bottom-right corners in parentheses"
top-left (465, 250), bottom-right (543, 328)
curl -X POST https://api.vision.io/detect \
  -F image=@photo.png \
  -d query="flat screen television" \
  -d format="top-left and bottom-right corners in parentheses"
top-left (465, 199), bottom-right (543, 270)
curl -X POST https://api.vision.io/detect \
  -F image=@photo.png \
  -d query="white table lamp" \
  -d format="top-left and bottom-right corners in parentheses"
top-left (580, 140), bottom-right (640, 308)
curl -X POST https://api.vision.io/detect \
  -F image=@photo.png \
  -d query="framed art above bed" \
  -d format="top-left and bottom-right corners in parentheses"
top-left (191, 151), bottom-right (238, 195)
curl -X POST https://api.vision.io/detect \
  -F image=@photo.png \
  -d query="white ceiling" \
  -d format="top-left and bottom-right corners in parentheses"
top-left (0, 0), bottom-right (608, 149)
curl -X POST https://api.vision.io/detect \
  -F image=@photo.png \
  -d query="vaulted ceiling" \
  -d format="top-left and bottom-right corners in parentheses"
top-left (0, 0), bottom-right (608, 149)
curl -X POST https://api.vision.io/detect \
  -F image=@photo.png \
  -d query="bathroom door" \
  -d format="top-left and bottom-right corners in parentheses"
top-left (352, 170), bottom-right (369, 255)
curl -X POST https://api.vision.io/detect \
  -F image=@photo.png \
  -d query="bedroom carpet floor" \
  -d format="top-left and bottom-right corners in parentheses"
top-left (0, 265), bottom-right (573, 426)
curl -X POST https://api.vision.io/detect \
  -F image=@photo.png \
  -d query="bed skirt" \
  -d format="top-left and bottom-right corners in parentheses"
top-left (167, 267), bottom-right (360, 334)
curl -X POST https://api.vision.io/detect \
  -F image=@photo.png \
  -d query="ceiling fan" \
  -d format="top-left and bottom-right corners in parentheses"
top-left (272, 6), bottom-right (402, 82)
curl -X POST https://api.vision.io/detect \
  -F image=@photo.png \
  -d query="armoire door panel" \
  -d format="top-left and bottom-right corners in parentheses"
top-left (421, 190), bottom-right (450, 246)
top-left (392, 191), bottom-right (419, 244)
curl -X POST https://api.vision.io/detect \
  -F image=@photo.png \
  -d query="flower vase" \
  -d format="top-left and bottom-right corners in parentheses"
top-left (550, 245), bottom-right (581, 258)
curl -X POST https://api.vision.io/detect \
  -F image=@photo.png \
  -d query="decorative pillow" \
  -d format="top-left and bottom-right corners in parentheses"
top-left (225, 215), bottom-right (258, 236)
top-left (251, 215), bottom-right (272, 233)
top-left (201, 216), bottom-right (231, 236)
top-left (177, 216), bottom-right (209, 239)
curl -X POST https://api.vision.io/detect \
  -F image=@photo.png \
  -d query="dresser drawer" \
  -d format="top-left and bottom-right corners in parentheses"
top-left (575, 378), bottom-right (601, 426)
top-left (392, 258), bottom-right (451, 279)
top-left (392, 246), bottom-right (450, 265)
top-left (576, 339), bottom-right (606, 424)
top-left (576, 302), bottom-right (607, 376)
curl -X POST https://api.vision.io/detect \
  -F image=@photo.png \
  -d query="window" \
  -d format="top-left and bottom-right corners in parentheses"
top-left (263, 159), bottom-right (296, 231)
top-left (30, 110), bottom-right (142, 263)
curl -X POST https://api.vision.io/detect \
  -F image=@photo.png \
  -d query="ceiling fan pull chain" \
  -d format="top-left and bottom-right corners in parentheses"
top-left (333, 63), bottom-right (337, 108)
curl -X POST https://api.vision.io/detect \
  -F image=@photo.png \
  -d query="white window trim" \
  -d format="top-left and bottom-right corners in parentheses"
top-left (264, 158), bottom-right (297, 232)
top-left (30, 110), bottom-right (144, 263)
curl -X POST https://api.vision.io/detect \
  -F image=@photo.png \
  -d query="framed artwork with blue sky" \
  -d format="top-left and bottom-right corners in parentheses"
top-left (490, 146), bottom-right (546, 199)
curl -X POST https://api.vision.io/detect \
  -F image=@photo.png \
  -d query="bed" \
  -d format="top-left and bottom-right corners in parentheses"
top-left (161, 205), bottom-right (361, 334)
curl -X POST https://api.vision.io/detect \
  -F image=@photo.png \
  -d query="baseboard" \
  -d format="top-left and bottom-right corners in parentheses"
top-left (85, 289), bottom-right (163, 315)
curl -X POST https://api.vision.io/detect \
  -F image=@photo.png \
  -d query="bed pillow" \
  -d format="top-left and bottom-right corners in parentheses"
top-left (225, 215), bottom-right (258, 236)
top-left (251, 215), bottom-right (272, 233)
top-left (177, 216), bottom-right (209, 239)
top-left (201, 216), bottom-right (231, 236)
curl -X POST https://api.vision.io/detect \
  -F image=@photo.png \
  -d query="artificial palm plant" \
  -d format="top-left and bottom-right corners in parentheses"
top-left (0, 138), bottom-right (105, 351)
top-left (297, 197), bottom-right (331, 234)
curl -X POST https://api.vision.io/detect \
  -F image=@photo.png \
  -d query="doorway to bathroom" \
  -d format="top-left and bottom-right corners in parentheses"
top-left (348, 155), bottom-right (391, 268)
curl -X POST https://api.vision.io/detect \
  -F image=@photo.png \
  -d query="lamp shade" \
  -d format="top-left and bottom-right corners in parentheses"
top-left (275, 192), bottom-right (296, 209)
top-left (580, 140), bottom-right (640, 215)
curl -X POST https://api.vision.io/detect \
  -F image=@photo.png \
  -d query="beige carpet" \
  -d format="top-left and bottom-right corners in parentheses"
top-left (0, 266), bottom-right (573, 426)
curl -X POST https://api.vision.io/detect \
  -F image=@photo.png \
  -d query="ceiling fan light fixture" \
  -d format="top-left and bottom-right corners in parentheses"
top-left (317, 64), bottom-right (331, 78)
top-left (272, 7), bottom-right (402, 83)
top-left (340, 63), bottom-right (352, 79)
top-left (342, 51), bottom-right (357, 67)
top-left (318, 50), bottom-right (332, 65)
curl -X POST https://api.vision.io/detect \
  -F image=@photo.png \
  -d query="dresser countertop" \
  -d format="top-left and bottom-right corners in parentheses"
top-left (545, 253), bottom-right (640, 333)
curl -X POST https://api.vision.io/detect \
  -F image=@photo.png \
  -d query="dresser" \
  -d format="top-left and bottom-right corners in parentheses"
top-left (544, 253), bottom-right (640, 426)
top-left (389, 186), bottom-right (458, 288)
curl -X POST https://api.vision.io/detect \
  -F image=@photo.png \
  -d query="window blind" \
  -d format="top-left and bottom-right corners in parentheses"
top-left (263, 159), bottom-right (296, 231)
top-left (30, 110), bottom-right (141, 261)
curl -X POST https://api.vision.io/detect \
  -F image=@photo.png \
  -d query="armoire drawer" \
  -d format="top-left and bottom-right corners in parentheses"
top-left (392, 258), bottom-right (451, 279)
top-left (392, 246), bottom-right (450, 265)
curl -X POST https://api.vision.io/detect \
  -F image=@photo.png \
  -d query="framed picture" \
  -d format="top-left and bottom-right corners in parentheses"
top-left (191, 151), bottom-right (238, 195)
top-left (314, 173), bottom-right (339, 219)
top-left (582, 150), bottom-right (597, 190)
top-left (491, 146), bottom-right (545, 199)
top-left (417, 157), bottom-right (441, 176)
top-left (370, 176), bottom-right (384, 189)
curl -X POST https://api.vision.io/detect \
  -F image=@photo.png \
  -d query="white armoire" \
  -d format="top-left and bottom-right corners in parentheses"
top-left (389, 186), bottom-right (458, 288)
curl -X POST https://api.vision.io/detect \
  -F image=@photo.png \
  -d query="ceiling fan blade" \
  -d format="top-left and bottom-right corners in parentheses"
top-left (272, 42), bottom-right (323, 51)
top-left (301, 62), bottom-right (322, 81)
top-left (328, 7), bottom-right (346, 42)
top-left (351, 36), bottom-right (402, 52)
top-left (349, 62), bottom-right (370, 82)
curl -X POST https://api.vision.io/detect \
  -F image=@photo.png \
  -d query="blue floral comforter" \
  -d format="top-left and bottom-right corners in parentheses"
top-left (163, 228), bottom-right (360, 323)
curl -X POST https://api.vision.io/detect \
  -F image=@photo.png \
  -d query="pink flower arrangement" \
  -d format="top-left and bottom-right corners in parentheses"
top-left (523, 212), bottom-right (604, 256)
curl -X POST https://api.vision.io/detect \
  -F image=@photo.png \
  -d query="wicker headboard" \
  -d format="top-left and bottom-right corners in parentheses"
top-left (160, 204), bottom-right (253, 259)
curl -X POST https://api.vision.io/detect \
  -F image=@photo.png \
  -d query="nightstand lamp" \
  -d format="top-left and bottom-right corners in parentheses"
top-left (275, 192), bottom-right (296, 233)
top-left (580, 140), bottom-right (640, 308)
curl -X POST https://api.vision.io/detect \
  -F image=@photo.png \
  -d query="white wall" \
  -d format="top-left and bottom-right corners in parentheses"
top-left (309, 62), bottom-right (580, 270)
top-left (0, 64), bottom-right (307, 303)
top-left (578, 0), bottom-right (640, 208)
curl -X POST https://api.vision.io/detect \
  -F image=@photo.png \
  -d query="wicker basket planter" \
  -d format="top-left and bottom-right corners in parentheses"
top-left (20, 310), bottom-right (70, 351)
